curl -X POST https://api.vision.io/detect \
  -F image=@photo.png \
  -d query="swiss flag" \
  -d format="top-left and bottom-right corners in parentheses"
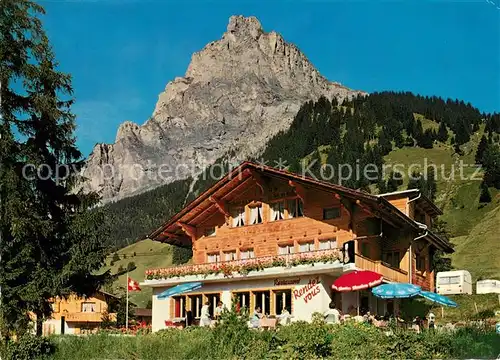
top-left (128, 277), bottom-right (141, 292)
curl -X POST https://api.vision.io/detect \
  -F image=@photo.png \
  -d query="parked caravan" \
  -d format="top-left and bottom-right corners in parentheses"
top-left (476, 279), bottom-right (500, 294)
top-left (436, 270), bottom-right (473, 295)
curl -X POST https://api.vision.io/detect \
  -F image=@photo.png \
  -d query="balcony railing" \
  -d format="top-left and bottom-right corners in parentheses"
top-left (64, 312), bottom-right (117, 323)
top-left (145, 249), bottom-right (342, 281)
top-left (355, 254), bottom-right (408, 283)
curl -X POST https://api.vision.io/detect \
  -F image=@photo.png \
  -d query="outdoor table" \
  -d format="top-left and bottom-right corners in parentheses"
top-left (260, 318), bottom-right (277, 329)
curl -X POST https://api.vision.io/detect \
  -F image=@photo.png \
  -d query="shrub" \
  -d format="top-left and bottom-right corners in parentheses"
top-left (49, 323), bottom-right (500, 359)
top-left (2, 335), bottom-right (55, 360)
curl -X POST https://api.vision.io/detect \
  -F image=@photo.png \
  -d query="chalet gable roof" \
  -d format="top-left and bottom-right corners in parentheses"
top-left (148, 162), bottom-right (453, 252)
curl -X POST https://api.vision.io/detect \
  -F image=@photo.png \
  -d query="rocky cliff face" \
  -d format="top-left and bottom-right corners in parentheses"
top-left (82, 15), bottom-right (366, 201)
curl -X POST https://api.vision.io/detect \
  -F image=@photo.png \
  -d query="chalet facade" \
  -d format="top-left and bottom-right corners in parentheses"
top-left (41, 291), bottom-right (118, 335)
top-left (141, 162), bottom-right (452, 332)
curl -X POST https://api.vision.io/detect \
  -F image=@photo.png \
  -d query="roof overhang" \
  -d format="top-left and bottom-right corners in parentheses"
top-left (148, 162), bottom-right (450, 251)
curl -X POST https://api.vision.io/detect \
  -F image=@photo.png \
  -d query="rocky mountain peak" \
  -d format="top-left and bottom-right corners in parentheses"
top-left (226, 15), bottom-right (263, 40)
top-left (81, 15), bottom-right (366, 202)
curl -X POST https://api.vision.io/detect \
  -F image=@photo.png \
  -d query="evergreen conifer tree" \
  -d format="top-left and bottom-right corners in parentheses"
top-left (475, 135), bottom-right (488, 165)
top-left (0, 0), bottom-right (109, 336)
top-left (437, 121), bottom-right (448, 142)
top-left (479, 181), bottom-right (492, 203)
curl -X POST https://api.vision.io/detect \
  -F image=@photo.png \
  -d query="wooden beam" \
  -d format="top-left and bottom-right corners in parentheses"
top-left (335, 193), bottom-right (351, 216)
top-left (160, 231), bottom-right (182, 239)
top-left (288, 180), bottom-right (306, 201)
top-left (356, 199), bottom-right (374, 217)
top-left (249, 171), bottom-right (266, 194)
top-left (176, 222), bottom-right (197, 241)
top-left (221, 176), bottom-right (253, 201)
top-left (209, 196), bottom-right (230, 217)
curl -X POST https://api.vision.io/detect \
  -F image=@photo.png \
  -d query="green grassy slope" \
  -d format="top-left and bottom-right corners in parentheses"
top-left (385, 123), bottom-right (500, 280)
top-left (450, 203), bottom-right (500, 280)
top-left (402, 293), bottom-right (500, 323)
top-left (101, 240), bottom-right (191, 307)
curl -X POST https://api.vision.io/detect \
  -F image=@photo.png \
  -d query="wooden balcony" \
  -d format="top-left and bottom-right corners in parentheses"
top-left (145, 248), bottom-right (342, 281)
top-left (63, 312), bottom-right (117, 323)
top-left (355, 254), bottom-right (408, 283)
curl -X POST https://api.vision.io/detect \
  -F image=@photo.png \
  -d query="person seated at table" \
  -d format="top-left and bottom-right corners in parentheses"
top-left (383, 312), bottom-right (390, 322)
top-left (277, 307), bottom-right (292, 325)
top-left (214, 301), bottom-right (224, 320)
top-left (324, 301), bottom-right (341, 325)
top-left (363, 311), bottom-right (375, 324)
top-left (427, 311), bottom-right (436, 330)
top-left (251, 307), bottom-right (263, 328)
top-left (199, 301), bottom-right (211, 327)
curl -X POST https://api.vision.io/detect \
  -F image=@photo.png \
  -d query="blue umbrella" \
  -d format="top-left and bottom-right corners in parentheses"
top-left (157, 282), bottom-right (202, 299)
top-left (371, 283), bottom-right (422, 299)
top-left (419, 291), bottom-right (458, 307)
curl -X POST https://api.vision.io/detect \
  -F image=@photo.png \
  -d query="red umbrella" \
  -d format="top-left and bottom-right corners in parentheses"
top-left (332, 270), bottom-right (383, 292)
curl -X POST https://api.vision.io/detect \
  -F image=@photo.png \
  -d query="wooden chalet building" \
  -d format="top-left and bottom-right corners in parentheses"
top-left (141, 162), bottom-right (452, 332)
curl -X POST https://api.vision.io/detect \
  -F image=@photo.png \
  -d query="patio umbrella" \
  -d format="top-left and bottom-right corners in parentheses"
top-left (157, 282), bottom-right (202, 299)
top-left (371, 283), bottom-right (421, 299)
top-left (332, 270), bottom-right (383, 315)
top-left (419, 291), bottom-right (458, 307)
top-left (332, 270), bottom-right (383, 291)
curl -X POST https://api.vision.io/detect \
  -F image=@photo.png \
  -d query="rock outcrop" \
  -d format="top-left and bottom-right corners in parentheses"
top-left (81, 15), bottom-right (366, 201)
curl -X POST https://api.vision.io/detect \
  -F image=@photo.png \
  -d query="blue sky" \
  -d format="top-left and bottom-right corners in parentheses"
top-left (40, 0), bottom-right (500, 156)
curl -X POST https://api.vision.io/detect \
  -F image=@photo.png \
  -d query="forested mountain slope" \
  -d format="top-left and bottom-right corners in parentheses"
top-left (102, 91), bottom-right (500, 287)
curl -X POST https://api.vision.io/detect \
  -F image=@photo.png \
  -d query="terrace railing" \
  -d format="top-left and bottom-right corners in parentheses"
top-left (355, 254), bottom-right (409, 283)
top-left (145, 248), bottom-right (342, 281)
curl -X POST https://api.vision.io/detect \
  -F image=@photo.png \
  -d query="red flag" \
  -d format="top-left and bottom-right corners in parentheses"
top-left (128, 277), bottom-right (141, 292)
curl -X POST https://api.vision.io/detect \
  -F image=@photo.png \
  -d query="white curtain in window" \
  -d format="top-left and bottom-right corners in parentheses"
top-left (250, 207), bottom-right (258, 225)
top-left (300, 243), bottom-right (313, 252)
top-left (257, 205), bottom-right (263, 223)
top-left (271, 202), bottom-right (285, 221)
top-left (271, 203), bottom-right (278, 221)
top-left (288, 200), bottom-right (296, 218)
top-left (279, 245), bottom-right (294, 254)
top-left (232, 209), bottom-right (239, 227)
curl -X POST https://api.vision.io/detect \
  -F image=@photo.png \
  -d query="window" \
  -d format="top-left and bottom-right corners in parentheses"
top-left (319, 238), bottom-right (337, 250)
top-left (234, 292), bottom-right (250, 311)
top-left (323, 207), bottom-right (341, 220)
top-left (278, 244), bottom-right (295, 255)
top-left (287, 198), bottom-right (304, 218)
top-left (270, 201), bottom-right (285, 221)
top-left (189, 294), bottom-right (203, 318)
top-left (208, 252), bottom-right (221, 263)
top-left (274, 289), bottom-right (292, 315)
top-left (240, 248), bottom-right (255, 259)
top-left (249, 205), bottom-right (263, 225)
top-left (224, 250), bottom-right (237, 261)
top-left (416, 253), bottom-right (426, 272)
top-left (383, 251), bottom-right (401, 268)
top-left (81, 302), bottom-right (96, 313)
top-left (253, 291), bottom-right (271, 315)
top-left (439, 276), bottom-right (461, 285)
top-left (231, 207), bottom-right (245, 227)
top-left (173, 296), bottom-right (186, 318)
top-left (205, 293), bottom-right (220, 317)
top-left (204, 227), bottom-right (216, 237)
top-left (360, 242), bottom-right (370, 257)
top-left (299, 241), bottom-right (315, 253)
